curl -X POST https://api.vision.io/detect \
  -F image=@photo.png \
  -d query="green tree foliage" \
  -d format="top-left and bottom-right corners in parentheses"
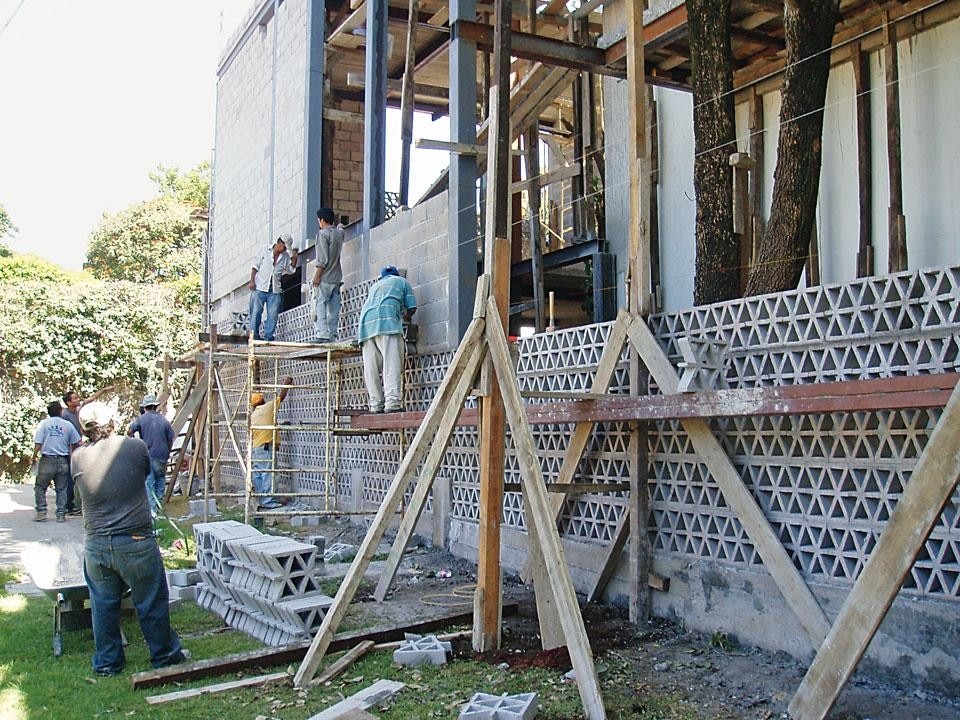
top-left (84, 197), bottom-right (203, 284)
top-left (150, 161), bottom-right (211, 209)
top-left (0, 278), bottom-right (198, 477)
top-left (0, 254), bottom-right (70, 283)
top-left (84, 162), bottom-right (209, 287)
top-left (0, 202), bottom-right (16, 239)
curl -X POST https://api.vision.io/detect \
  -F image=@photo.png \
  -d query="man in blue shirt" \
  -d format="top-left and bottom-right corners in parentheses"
top-left (30, 401), bottom-right (81, 522)
top-left (357, 266), bottom-right (417, 413)
top-left (127, 394), bottom-right (175, 515)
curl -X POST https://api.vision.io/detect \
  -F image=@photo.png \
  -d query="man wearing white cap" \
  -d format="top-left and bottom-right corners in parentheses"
top-left (72, 401), bottom-right (188, 676)
top-left (127, 394), bottom-right (174, 515)
top-left (248, 234), bottom-right (299, 341)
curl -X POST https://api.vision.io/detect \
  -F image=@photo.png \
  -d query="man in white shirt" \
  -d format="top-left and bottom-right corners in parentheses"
top-left (248, 234), bottom-right (299, 341)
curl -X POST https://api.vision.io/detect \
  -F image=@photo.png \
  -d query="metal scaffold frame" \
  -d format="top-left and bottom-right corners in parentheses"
top-left (166, 326), bottom-right (370, 524)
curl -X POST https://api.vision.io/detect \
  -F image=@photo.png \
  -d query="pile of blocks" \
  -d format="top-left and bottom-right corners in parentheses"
top-left (193, 520), bottom-right (333, 646)
top-left (459, 692), bottom-right (538, 720)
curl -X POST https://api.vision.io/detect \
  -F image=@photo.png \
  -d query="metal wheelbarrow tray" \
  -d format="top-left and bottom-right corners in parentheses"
top-left (21, 540), bottom-right (91, 657)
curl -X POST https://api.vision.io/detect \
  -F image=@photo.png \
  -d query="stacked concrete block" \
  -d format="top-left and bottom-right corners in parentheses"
top-left (192, 520), bottom-right (332, 645)
top-left (393, 634), bottom-right (453, 667)
top-left (459, 692), bottom-right (538, 720)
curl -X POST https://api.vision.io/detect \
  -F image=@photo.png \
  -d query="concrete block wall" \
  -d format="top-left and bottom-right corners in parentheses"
top-left (210, 0), bottom-right (310, 326)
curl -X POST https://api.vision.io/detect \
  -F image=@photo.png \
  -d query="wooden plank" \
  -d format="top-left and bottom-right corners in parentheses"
top-left (416, 138), bottom-right (485, 154)
top-left (313, 641), bottom-right (375, 686)
top-left (626, 317), bottom-right (832, 647)
top-left (213, 368), bottom-right (248, 476)
top-left (852, 43), bottom-right (873, 277)
top-left (788, 377), bottom-right (960, 720)
top-left (485, 295), bottom-right (606, 720)
top-left (350, 373), bottom-right (959, 430)
top-left (134, 602), bottom-right (517, 689)
top-left (373, 341), bottom-right (487, 600)
top-left (510, 161), bottom-right (581, 194)
top-left (884, 16), bottom-right (907, 272)
top-left (145, 671), bottom-right (289, 705)
top-left (294, 317), bottom-right (487, 686)
top-left (306, 679), bottom-right (405, 720)
top-left (398, 0), bottom-right (420, 207)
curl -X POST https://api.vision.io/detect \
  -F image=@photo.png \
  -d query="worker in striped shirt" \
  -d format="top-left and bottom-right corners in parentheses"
top-left (357, 266), bottom-right (416, 413)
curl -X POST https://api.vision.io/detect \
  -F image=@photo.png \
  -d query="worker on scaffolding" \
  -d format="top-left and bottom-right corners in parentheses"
top-left (250, 376), bottom-right (294, 509)
top-left (248, 234), bottom-right (299, 342)
top-left (358, 266), bottom-right (417, 413)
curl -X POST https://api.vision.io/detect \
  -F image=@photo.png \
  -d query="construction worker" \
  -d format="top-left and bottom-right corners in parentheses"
top-left (250, 376), bottom-right (294, 509)
top-left (127, 394), bottom-right (175, 515)
top-left (311, 207), bottom-right (344, 343)
top-left (248, 234), bottom-right (299, 341)
top-left (358, 266), bottom-right (417, 413)
top-left (60, 384), bottom-right (115, 514)
top-left (29, 401), bottom-right (81, 522)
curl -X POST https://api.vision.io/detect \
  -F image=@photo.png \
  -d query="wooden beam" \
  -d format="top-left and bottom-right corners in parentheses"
top-left (133, 605), bottom-right (521, 689)
top-left (884, 15), bottom-right (907, 272)
top-left (146, 672), bottom-right (289, 705)
top-left (788, 377), bottom-right (960, 720)
top-left (486, 295), bottom-right (607, 719)
top-left (312, 641), bottom-right (375, 686)
top-left (474, 0), bottom-right (512, 654)
top-left (510, 161), bottom-right (580, 193)
top-left (398, 0), bottom-right (420, 207)
top-left (324, 108), bottom-right (364, 125)
top-left (306, 679), bottom-right (405, 720)
top-left (625, 317), bottom-right (832, 647)
top-left (454, 19), bottom-right (624, 77)
top-left (852, 43), bottom-right (874, 278)
top-left (293, 317), bottom-right (487, 686)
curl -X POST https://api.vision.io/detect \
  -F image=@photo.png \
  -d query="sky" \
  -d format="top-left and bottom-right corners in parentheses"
top-left (0, 0), bottom-right (451, 271)
top-left (0, 0), bottom-right (250, 270)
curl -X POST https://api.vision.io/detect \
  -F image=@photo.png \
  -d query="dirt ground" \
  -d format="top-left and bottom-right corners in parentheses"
top-left (3, 483), bottom-right (957, 719)
top-left (317, 517), bottom-right (960, 720)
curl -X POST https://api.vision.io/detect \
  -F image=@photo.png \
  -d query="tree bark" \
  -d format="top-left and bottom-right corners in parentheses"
top-left (745, 0), bottom-right (840, 296)
top-left (688, 0), bottom-right (739, 305)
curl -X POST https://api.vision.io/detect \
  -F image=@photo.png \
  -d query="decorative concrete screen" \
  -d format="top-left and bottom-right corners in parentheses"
top-left (212, 266), bottom-right (960, 603)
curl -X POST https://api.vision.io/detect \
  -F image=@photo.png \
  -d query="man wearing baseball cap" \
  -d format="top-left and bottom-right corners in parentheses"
top-left (72, 401), bottom-right (188, 676)
top-left (248, 233), bottom-right (299, 341)
top-left (127, 393), bottom-right (174, 515)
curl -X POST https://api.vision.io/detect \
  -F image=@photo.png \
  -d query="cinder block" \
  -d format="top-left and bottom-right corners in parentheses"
top-left (189, 499), bottom-right (219, 516)
top-left (170, 584), bottom-right (198, 602)
top-left (459, 692), bottom-right (538, 720)
top-left (167, 569), bottom-right (201, 587)
top-left (307, 535), bottom-right (326, 554)
top-left (393, 634), bottom-right (453, 667)
top-left (324, 542), bottom-right (357, 563)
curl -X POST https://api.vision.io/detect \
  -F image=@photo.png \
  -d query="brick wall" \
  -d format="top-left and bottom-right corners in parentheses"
top-left (329, 99), bottom-right (365, 222)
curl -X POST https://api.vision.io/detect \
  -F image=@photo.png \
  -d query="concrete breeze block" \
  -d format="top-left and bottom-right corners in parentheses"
top-left (393, 634), bottom-right (453, 667)
top-left (459, 692), bottom-right (538, 720)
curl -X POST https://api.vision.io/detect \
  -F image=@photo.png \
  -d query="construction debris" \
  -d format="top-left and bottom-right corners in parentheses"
top-left (144, 670), bottom-right (290, 705)
top-left (305, 679), bottom-right (405, 720)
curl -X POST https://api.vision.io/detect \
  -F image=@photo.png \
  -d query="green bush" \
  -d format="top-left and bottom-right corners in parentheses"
top-left (0, 279), bottom-right (198, 478)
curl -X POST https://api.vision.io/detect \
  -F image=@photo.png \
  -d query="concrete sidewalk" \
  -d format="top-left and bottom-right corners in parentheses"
top-left (0, 482), bottom-right (85, 594)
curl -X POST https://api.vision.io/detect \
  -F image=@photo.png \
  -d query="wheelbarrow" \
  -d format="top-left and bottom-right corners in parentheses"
top-left (21, 540), bottom-right (91, 657)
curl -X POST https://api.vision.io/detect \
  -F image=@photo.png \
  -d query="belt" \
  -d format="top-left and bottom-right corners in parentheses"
top-left (40, 454), bottom-right (69, 458)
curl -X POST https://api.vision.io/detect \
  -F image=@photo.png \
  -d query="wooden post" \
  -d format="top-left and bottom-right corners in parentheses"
top-left (473, 0), bottom-right (511, 654)
top-left (884, 17), bottom-right (907, 272)
top-left (852, 43), bottom-right (874, 278)
top-left (789, 378), bottom-right (960, 720)
top-left (398, 0), bottom-right (419, 207)
top-left (748, 89), bottom-right (765, 279)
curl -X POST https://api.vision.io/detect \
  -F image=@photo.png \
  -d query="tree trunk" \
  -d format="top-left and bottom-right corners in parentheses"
top-left (745, 0), bottom-right (840, 296)
top-left (688, 0), bottom-right (739, 305)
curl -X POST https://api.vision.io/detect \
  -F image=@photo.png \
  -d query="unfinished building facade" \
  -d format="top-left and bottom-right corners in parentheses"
top-left (205, 0), bottom-right (960, 710)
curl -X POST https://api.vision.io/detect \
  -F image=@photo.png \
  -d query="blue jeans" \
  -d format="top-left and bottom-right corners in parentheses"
top-left (248, 290), bottom-right (283, 341)
top-left (35, 455), bottom-right (70, 516)
top-left (313, 282), bottom-right (342, 341)
top-left (145, 459), bottom-right (167, 514)
top-left (83, 533), bottom-right (184, 674)
top-left (251, 445), bottom-right (276, 507)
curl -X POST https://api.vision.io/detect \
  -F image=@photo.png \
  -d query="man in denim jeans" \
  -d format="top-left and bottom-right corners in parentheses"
top-left (29, 401), bottom-right (81, 522)
top-left (248, 234), bottom-right (299, 341)
top-left (127, 394), bottom-right (175, 515)
top-left (250, 376), bottom-right (293, 510)
top-left (72, 402), bottom-right (187, 676)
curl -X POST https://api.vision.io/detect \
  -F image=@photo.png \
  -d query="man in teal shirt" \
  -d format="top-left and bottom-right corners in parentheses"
top-left (357, 266), bottom-right (416, 412)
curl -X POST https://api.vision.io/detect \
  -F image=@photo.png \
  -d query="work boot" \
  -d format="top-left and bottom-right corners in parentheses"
top-left (56, 514), bottom-right (66, 523)
top-left (34, 512), bottom-right (47, 522)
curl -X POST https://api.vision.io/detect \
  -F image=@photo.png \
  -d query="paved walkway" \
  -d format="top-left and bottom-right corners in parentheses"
top-left (0, 482), bottom-right (86, 595)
